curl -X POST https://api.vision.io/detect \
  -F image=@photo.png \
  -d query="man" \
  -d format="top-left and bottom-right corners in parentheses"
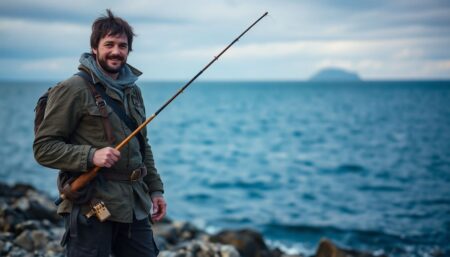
top-left (33, 9), bottom-right (166, 257)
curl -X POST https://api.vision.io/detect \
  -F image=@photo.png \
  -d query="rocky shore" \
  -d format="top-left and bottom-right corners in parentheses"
top-left (0, 182), bottom-right (385, 257)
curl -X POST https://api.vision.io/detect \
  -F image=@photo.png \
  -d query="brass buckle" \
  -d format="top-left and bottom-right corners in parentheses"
top-left (96, 99), bottom-right (106, 108)
top-left (130, 168), bottom-right (141, 181)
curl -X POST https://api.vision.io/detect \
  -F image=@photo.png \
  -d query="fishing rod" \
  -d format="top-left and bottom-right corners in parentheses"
top-left (55, 11), bottom-right (269, 205)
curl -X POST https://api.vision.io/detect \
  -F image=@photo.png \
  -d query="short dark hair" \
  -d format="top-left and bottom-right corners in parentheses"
top-left (90, 9), bottom-right (136, 52)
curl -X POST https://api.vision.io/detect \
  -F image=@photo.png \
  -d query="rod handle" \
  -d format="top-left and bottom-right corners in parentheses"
top-left (54, 196), bottom-right (64, 206)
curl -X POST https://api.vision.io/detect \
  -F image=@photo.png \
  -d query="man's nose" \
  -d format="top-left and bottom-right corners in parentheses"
top-left (111, 45), bottom-right (121, 54)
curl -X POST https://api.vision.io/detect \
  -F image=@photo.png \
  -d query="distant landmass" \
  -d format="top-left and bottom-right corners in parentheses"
top-left (309, 67), bottom-right (361, 81)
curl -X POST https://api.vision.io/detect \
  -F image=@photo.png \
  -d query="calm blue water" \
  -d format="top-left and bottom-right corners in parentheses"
top-left (1, 81), bottom-right (449, 257)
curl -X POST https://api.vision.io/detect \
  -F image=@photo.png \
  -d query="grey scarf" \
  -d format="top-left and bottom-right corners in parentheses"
top-left (79, 53), bottom-right (139, 99)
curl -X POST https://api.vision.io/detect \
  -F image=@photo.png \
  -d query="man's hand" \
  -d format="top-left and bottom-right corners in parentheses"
top-left (151, 195), bottom-right (167, 222)
top-left (93, 147), bottom-right (121, 168)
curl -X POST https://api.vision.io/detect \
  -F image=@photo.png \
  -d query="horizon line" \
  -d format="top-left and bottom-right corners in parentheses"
top-left (1, 78), bottom-right (450, 84)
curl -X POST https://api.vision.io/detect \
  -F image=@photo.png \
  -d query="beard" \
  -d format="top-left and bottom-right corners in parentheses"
top-left (97, 54), bottom-right (126, 74)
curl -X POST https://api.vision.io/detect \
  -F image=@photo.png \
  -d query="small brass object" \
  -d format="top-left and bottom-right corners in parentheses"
top-left (85, 201), bottom-right (111, 222)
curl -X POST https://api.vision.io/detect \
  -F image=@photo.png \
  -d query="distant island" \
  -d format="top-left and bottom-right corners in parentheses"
top-left (309, 67), bottom-right (362, 81)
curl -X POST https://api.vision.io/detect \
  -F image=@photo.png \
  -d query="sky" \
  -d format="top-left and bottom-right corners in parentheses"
top-left (1, 0), bottom-right (450, 81)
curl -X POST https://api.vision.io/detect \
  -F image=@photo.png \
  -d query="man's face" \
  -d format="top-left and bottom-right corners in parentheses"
top-left (92, 33), bottom-right (129, 75)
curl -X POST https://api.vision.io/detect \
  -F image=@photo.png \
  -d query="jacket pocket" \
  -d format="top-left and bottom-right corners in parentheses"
top-left (131, 105), bottom-right (146, 124)
top-left (82, 105), bottom-right (113, 143)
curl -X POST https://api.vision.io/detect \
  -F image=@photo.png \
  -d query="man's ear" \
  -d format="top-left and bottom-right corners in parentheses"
top-left (92, 48), bottom-right (98, 55)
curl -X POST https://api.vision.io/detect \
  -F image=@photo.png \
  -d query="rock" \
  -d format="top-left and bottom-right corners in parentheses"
top-left (154, 220), bottom-right (206, 246)
top-left (315, 239), bottom-right (386, 257)
top-left (173, 221), bottom-right (203, 241)
top-left (30, 230), bottom-right (49, 250)
top-left (210, 228), bottom-right (272, 257)
top-left (0, 232), bottom-right (14, 241)
top-left (1, 182), bottom-right (60, 224)
top-left (154, 222), bottom-right (179, 245)
top-left (4, 241), bottom-right (13, 253)
top-left (13, 229), bottom-right (49, 252)
top-left (12, 198), bottom-right (29, 212)
top-left (15, 220), bottom-right (41, 234)
top-left (45, 240), bottom-right (64, 255)
top-left (1, 209), bottom-right (27, 232)
top-left (2, 182), bottom-right (385, 257)
top-left (11, 184), bottom-right (35, 197)
top-left (26, 191), bottom-right (60, 223)
top-left (154, 235), bottom-right (169, 251)
top-left (0, 182), bottom-right (25, 198)
top-left (5, 246), bottom-right (32, 257)
top-left (14, 231), bottom-right (33, 251)
top-left (163, 240), bottom-right (240, 257)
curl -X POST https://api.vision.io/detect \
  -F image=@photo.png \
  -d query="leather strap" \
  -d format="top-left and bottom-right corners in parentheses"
top-left (76, 70), bottom-right (146, 161)
top-left (92, 82), bottom-right (146, 161)
top-left (101, 165), bottom-right (147, 182)
top-left (69, 204), bottom-right (80, 238)
top-left (87, 83), bottom-right (115, 144)
top-left (76, 71), bottom-right (115, 145)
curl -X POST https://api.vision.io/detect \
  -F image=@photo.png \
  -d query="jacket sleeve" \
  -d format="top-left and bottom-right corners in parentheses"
top-left (33, 82), bottom-right (94, 172)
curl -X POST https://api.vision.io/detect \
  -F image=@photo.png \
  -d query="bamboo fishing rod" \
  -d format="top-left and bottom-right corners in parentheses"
top-left (55, 11), bottom-right (269, 205)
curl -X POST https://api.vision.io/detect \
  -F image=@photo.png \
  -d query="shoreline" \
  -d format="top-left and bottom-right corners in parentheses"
top-left (0, 182), bottom-right (384, 257)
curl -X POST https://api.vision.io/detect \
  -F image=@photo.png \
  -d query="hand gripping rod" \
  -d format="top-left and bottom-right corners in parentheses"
top-left (55, 11), bottom-right (268, 205)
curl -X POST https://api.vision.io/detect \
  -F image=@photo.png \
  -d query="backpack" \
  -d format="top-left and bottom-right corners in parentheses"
top-left (34, 71), bottom-right (144, 156)
top-left (33, 73), bottom-right (114, 144)
top-left (34, 87), bottom-right (55, 135)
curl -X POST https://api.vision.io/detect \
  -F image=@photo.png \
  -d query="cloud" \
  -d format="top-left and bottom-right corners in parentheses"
top-left (0, 0), bottom-right (450, 80)
top-left (0, 17), bottom-right (88, 59)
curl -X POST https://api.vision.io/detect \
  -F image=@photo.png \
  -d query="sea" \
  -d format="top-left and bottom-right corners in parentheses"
top-left (0, 80), bottom-right (449, 257)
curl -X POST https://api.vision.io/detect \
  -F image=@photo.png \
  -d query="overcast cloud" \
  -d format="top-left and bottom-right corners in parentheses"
top-left (1, 0), bottom-right (449, 81)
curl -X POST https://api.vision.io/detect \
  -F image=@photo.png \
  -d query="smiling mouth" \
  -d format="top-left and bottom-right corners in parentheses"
top-left (107, 55), bottom-right (124, 61)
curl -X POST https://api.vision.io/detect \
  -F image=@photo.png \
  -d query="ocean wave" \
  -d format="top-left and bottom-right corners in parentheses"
top-left (208, 180), bottom-right (278, 190)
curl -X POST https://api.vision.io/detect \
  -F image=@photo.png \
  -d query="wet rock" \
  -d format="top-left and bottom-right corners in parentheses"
top-left (154, 235), bottom-right (169, 251)
top-left (1, 182), bottom-right (385, 257)
top-left (315, 239), bottom-right (387, 257)
top-left (26, 190), bottom-right (60, 222)
top-left (0, 182), bottom-right (26, 198)
top-left (154, 222), bottom-right (179, 245)
top-left (14, 230), bottom-right (33, 251)
top-left (210, 228), bottom-right (272, 257)
top-left (1, 239), bottom-right (14, 254)
top-left (5, 246), bottom-right (32, 257)
top-left (10, 195), bottom-right (59, 223)
top-left (154, 220), bottom-right (206, 246)
top-left (30, 230), bottom-right (49, 250)
top-left (160, 240), bottom-right (240, 257)
top-left (45, 240), bottom-right (64, 255)
top-left (14, 220), bottom-right (41, 234)
top-left (1, 208), bottom-right (27, 232)
top-left (13, 229), bottom-right (51, 253)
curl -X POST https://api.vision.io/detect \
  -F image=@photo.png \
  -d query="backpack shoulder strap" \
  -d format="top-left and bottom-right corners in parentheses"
top-left (75, 71), bottom-right (115, 145)
top-left (92, 82), bottom-right (147, 161)
top-left (75, 71), bottom-right (146, 161)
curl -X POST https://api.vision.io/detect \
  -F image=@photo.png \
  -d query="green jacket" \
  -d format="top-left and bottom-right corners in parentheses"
top-left (33, 65), bottom-right (164, 223)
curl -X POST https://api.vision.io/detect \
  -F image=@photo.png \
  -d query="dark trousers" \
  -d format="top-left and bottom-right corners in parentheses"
top-left (64, 214), bottom-right (159, 257)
